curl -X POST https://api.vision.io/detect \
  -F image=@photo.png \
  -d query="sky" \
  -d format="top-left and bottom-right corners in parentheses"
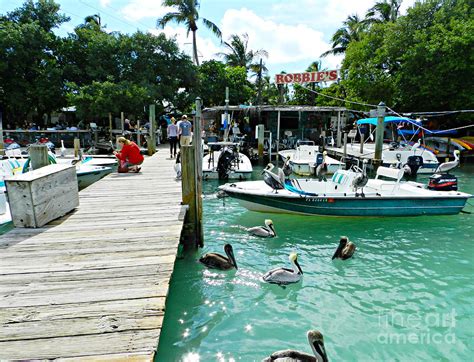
top-left (0, 0), bottom-right (417, 77)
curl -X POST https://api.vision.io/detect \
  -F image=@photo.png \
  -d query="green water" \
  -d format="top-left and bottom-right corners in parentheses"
top-left (156, 166), bottom-right (474, 361)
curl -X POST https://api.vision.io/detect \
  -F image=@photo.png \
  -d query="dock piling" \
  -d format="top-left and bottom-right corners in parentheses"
top-left (30, 144), bottom-right (49, 169)
top-left (374, 102), bottom-right (386, 169)
top-left (73, 138), bottom-right (81, 158)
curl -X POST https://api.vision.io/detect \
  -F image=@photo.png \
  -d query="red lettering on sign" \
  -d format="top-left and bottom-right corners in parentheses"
top-left (302, 73), bottom-right (311, 82)
top-left (284, 74), bottom-right (293, 83)
top-left (275, 74), bottom-right (284, 84)
top-left (293, 73), bottom-right (302, 83)
top-left (316, 71), bottom-right (325, 81)
top-left (310, 72), bottom-right (316, 82)
top-left (328, 70), bottom-right (338, 81)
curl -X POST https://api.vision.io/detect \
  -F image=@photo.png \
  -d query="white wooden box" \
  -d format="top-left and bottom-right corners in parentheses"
top-left (5, 164), bottom-right (79, 228)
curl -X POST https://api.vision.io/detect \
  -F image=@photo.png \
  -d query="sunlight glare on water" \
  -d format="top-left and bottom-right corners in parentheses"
top-left (156, 165), bottom-right (474, 361)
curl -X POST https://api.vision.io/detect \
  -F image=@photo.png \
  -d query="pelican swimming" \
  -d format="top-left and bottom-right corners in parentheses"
top-left (199, 244), bottom-right (238, 270)
top-left (263, 253), bottom-right (303, 285)
top-left (332, 236), bottom-right (356, 260)
top-left (248, 219), bottom-right (276, 238)
top-left (263, 329), bottom-right (329, 362)
top-left (435, 150), bottom-right (460, 174)
top-left (316, 151), bottom-right (328, 181)
top-left (263, 163), bottom-right (285, 191)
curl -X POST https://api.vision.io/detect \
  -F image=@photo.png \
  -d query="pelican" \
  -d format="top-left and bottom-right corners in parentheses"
top-left (263, 329), bottom-right (329, 362)
top-left (248, 219), bottom-right (276, 238)
top-left (282, 156), bottom-right (292, 177)
top-left (352, 159), bottom-right (368, 197)
top-left (263, 163), bottom-right (285, 191)
top-left (435, 150), bottom-right (460, 174)
top-left (174, 152), bottom-right (182, 180)
top-left (199, 244), bottom-right (238, 270)
top-left (60, 140), bottom-right (66, 157)
top-left (263, 253), bottom-right (303, 285)
top-left (316, 151), bottom-right (328, 182)
top-left (411, 139), bottom-right (421, 152)
top-left (332, 236), bottom-right (356, 260)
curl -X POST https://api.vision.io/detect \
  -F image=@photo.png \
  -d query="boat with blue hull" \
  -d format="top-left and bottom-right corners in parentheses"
top-left (219, 166), bottom-right (471, 217)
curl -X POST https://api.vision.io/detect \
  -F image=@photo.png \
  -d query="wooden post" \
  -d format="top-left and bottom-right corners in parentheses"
top-left (121, 112), bottom-right (125, 134)
top-left (223, 87), bottom-right (230, 141)
top-left (109, 112), bottom-right (113, 142)
top-left (360, 132), bottom-right (365, 155)
top-left (0, 109), bottom-right (4, 156)
top-left (276, 110), bottom-right (281, 167)
top-left (342, 133), bottom-right (348, 162)
top-left (148, 104), bottom-right (156, 155)
top-left (256, 124), bottom-right (264, 161)
top-left (336, 111), bottom-right (342, 147)
top-left (374, 102), bottom-right (386, 169)
top-left (194, 97), bottom-right (203, 247)
top-left (73, 138), bottom-right (81, 158)
top-left (30, 145), bottom-right (49, 170)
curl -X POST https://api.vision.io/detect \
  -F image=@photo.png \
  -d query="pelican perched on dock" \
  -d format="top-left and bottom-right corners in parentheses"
top-left (248, 219), bottom-right (276, 238)
top-left (199, 244), bottom-right (238, 270)
top-left (263, 253), bottom-right (303, 285)
top-left (316, 151), bottom-right (328, 181)
top-left (435, 150), bottom-right (460, 174)
top-left (263, 329), bottom-right (329, 362)
top-left (332, 236), bottom-right (356, 260)
top-left (262, 163), bottom-right (285, 191)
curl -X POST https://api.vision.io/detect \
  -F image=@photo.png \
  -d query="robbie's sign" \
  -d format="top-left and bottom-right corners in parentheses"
top-left (275, 70), bottom-right (338, 84)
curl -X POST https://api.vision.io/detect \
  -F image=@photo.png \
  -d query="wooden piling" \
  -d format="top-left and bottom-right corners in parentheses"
top-left (360, 132), bottom-right (365, 154)
top-left (342, 133), bottom-right (348, 162)
top-left (374, 102), bottom-right (386, 169)
top-left (257, 124), bottom-right (264, 162)
top-left (109, 112), bottom-right (113, 141)
top-left (30, 144), bottom-right (49, 170)
top-left (148, 104), bottom-right (156, 155)
top-left (73, 138), bottom-right (81, 158)
top-left (121, 112), bottom-right (125, 134)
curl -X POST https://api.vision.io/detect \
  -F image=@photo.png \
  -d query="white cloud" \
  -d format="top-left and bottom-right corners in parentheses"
top-left (99, 0), bottom-right (112, 7)
top-left (120, 0), bottom-right (171, 21)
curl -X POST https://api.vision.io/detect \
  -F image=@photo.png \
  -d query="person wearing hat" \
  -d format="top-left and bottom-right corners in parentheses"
top-left (179, 115), bottom-right (192, 146)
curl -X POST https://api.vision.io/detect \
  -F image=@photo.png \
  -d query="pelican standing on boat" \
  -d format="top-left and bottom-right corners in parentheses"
top-left (263, 163), bottom-right (285, 191)
top-left (316, 151), bottom-right (328, 181)
top-left (263, 252), bottom-right (303, 285)
top-left (332, 236), bottom-right (356, 260)
top-left (263, 329), bottom-right (329, 362)
top-left (435, 150), bottom-right (460, 174)
top-left (352, 159), bottom-right (368, 197)
top-left (199, 244), bottom-right (238, 270)
top-left (248, 219), bottom-right (276, 238)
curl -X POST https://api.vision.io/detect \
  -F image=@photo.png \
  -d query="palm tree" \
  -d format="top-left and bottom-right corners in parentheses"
top-left (321, 14), bottom-right (366, 57)
top-left (217, 33), bottom-right (268, 73)
top-left (365, 0), bottom-right (402, 23)
top-left (79, 14), bottom-right (103, 30)
top-left (157, 0), bottom-right (221, 66)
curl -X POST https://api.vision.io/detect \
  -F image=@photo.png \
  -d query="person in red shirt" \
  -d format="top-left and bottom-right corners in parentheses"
top-left (114, 137), bottom-right (144, 173)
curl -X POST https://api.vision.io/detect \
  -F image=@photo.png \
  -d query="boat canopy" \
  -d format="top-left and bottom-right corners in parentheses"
top-left (356, 116), bottom-right (421, 126)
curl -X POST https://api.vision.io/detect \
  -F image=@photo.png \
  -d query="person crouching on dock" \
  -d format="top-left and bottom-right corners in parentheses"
top-left (114, 137), bottom-right (144, 173)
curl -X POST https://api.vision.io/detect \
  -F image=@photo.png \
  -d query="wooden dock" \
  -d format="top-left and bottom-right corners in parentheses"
top-left (0, 148), bottom-right (184, 361)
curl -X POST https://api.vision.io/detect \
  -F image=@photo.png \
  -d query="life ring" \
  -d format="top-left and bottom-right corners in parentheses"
top-left (22, 154), bottom-right (57, 173)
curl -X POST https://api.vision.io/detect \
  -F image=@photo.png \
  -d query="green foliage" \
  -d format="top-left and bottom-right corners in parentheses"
top-left (0, 0), bottom-right (69, 122)
top-left (197, 60), bottom-right (253, 107)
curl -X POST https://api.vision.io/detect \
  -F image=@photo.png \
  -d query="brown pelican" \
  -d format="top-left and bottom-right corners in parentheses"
top-left (316, 151), bottom-right (328, 181)
top-left (263, 329), bottom-right (329, 362)
top-left (248, 219), bottom-right (276, 238)
top-left (435, 150), bottom-right (460, 174)
top-left (263, 163), bottom-right (285, 191)
top-left (332, 236), bottom-right (356, 260)
top-left (263, 253), bottom-right (303, 285)
top-left (352, 159), bottom-right (368, 197)
top-left (199, 244), bottom-right (238, 270)
top-left (282, 156), bottom-right (292, 177)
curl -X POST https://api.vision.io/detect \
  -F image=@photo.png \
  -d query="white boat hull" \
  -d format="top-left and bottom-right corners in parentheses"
top-left (203, 150), bottom-right (253, 180)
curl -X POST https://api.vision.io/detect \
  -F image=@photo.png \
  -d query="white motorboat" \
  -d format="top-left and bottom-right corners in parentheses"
top-left (278, 141), bottom-right (344, 176)
top-left (219, 165), bottom-right (472, 217)
top-left (326, 117), bottom-right (439, 174)
top-left (203, 142), bottom-right (253, 180)
top-left (76, 164), bottom-right (113, 189)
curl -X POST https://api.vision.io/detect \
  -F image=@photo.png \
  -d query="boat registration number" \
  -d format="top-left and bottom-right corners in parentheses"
top-left (307, 198), bottom-right (335, 203)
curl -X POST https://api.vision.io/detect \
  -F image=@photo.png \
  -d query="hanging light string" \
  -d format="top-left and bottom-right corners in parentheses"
top-left (297, 83), bottom-right (474, 134)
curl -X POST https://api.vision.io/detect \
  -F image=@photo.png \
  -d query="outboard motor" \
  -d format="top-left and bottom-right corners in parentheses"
top-left (216, 147), bottom-right (237, 180)
top-left (428, 173), bottom-right (458, 191)
top-left (404, 155), bottom-right (423, 177)
top-left (344, 156), bottom-right (359, 170)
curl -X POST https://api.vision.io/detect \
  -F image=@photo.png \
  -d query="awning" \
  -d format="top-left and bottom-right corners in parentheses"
top-left (356, 116), bottom-right (420, 126)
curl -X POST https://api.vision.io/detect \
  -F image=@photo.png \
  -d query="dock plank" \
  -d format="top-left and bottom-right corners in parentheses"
top-left (0, 147), bottom-right (183, 361)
